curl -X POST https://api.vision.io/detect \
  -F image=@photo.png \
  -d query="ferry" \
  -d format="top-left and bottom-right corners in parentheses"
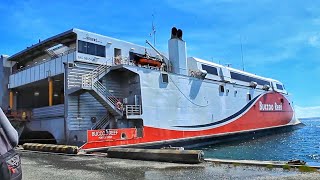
top-left (0, 27), bottom-right (301, 151)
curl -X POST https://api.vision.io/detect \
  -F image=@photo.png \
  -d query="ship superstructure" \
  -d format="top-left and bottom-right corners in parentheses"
top-left (0, 27), bottom-right (300, 150)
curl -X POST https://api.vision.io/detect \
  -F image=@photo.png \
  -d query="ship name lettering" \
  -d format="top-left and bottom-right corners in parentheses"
top-left (274, 102), bottom-right (283, 111)
top-left (105, 129), bottom-right (118, 136)
top-left (91, 131), bottom-right (105, 137)
top-left (259, 101), bottom-right (283, 111)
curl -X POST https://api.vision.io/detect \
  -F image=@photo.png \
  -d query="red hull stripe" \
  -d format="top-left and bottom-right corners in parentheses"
top-left (174, 93), bottom-right (262, 128)
top-left (81, 92), bottom-right (294, 150)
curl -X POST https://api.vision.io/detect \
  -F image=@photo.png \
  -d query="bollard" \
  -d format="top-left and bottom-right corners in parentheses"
top-left (107, 148), bottom-right (204, 164)
top-left (22, 143), bottom-right (78, 154)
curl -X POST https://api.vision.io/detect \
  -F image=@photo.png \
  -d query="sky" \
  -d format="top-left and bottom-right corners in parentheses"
top-left (0, 0), bottom-right (319, 117)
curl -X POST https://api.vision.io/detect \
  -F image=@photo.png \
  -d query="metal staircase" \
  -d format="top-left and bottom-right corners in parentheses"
top-left (45, 49), bottom-right (59, 59)
top-left (91, 113), bottom-right (111, 130)
top-left (82, 64), bottom-right (123, 117)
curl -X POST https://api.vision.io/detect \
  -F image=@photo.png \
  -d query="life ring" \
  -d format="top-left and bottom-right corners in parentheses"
top-left (116, 101), bottom-right (123, 110)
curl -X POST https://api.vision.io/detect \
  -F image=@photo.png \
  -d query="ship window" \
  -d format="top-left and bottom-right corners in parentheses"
top-left (202, 64), bottom-right (218, 75)
top-left (247, 93), bottom-right (252, 101)
top-left (96, 44), bottom-right (106, 57)
top-left (78, 40), bottom-right (106, 57)
top-left (219, 85), bottom-right (225, 93)
top-left (276, 84), bottom-right (283, 90)
top-left (114, 48), bottom-right (122, 57)
top-left (230, 71), bottom-right (270, 86)
top-left (161, 73), bottom-right (169, 83)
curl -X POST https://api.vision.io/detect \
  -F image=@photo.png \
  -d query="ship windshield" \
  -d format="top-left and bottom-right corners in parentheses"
top-left (276, 84), bottom-right (284, 90)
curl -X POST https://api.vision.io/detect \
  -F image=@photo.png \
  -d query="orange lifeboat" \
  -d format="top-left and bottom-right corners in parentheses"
top-left (136, 57), bottom-right (162, 68)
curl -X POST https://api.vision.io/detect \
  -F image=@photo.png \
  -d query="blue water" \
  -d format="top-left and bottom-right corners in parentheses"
top-left (201, 118), bottom-right (320, 166)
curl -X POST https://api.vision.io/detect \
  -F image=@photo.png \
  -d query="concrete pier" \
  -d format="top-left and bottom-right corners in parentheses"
top-left (20, 150), bottom-right (320, 180)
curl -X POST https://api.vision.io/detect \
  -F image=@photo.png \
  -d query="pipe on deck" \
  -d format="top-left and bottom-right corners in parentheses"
top-left (48, 78), bottom-right (53, 106)
top-left (107, 148), bottom-right (204, 164)
top-left (9, 91), bottom-right (14, 108)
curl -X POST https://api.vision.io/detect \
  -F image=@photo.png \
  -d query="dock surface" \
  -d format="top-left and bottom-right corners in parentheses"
top-left (21, 151), bottom-right (320, 180)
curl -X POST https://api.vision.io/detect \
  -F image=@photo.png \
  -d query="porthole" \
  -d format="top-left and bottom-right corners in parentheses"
top-left (121, 133), bottom-right (127, 139)
top-left (280, 98), bottom-right (284, 103)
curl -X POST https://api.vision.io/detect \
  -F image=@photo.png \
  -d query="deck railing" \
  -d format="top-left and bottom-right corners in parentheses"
top-left (12, 48), bottom-right (76, 74)
top-left (125, 105), bottom-right (141, 116)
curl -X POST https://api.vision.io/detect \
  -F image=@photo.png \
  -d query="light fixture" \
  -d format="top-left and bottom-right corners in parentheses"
top-left (53, 93), bottom-right (59, 97)
top-left (130, 48), bottom-right (135, 51)
top-left (34, 91), bottom-right (39, 96)
top-left (107, 42), bottom-right (112, 45)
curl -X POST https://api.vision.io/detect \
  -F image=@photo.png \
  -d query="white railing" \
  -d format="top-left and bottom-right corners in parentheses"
top-left (82, 74), bottom-right (92, 89)
top-left (113, 56), bottom-right (134, 66)
top-left (9, 51), bottom-right (76, 89)
top-left (81, 64), bottom-right (109, 89)
top-left (12, 48), bottom-right (76, 74)
top-left (93, 80), bottom-right (122, 110)
top-left (125, 105), bottom-right (141, 116)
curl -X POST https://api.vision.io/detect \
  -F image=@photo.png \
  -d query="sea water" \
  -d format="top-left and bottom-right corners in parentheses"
top-left (201, 118), bottom-right (320, 166)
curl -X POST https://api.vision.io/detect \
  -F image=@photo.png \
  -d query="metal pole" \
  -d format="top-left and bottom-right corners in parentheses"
top-left (240, 36), bottom-right (245, 71)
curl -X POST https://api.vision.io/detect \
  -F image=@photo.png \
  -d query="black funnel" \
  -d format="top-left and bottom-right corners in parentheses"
top-left (171, 27), bottom-right (178, 39)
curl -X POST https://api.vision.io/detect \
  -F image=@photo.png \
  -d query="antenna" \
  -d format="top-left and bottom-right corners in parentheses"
top-left (240, 36), bottom-right (245, 71)
top-left (150, 14), bottom-right (156, 47)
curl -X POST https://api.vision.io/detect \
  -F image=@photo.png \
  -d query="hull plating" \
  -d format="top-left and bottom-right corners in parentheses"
top-left (81, 92), bottom-right (298, 150)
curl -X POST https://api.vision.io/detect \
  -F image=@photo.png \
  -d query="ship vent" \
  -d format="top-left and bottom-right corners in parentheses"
top-left (262, 84), bottom-right (270, 91)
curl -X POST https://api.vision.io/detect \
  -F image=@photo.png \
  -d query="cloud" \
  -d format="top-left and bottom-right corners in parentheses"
top-left (294, 105), bottom-right (320, 118)
top-left (308, 34), bottom-right (320, 47)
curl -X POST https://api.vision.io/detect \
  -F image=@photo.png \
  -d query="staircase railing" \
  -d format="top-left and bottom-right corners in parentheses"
top-left (91, 113), bottom-right (109, 130)
top-left (45, 49), bottom-right (59, 59)
top-left (81, 62), bottom-right (123, 115)
top-left (113, 56), bottom-right (133, 65)
top-left (82, 64), bottom-right (109, 89)
top-left (92, 81), bottom-right (122, 110)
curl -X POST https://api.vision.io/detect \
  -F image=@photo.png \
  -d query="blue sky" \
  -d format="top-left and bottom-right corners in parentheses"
top-left (0, 0), bottom-right (319, 117)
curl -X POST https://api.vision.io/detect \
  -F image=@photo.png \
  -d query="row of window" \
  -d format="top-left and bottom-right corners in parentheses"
top-left (219, 85), bottom-right (252, 100)
top-left (201, 64), bottom-right (271, 86)
top-left (230, 71), bottom-right (270, 86)
top-left (276, 84), bottom-right (284, 90)
top-left (201, 64), bottom-right (287, 91)
top-left (78, 40), bottom-right (106, 57)
top-left (201, 64), bottom-right (218, 75)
